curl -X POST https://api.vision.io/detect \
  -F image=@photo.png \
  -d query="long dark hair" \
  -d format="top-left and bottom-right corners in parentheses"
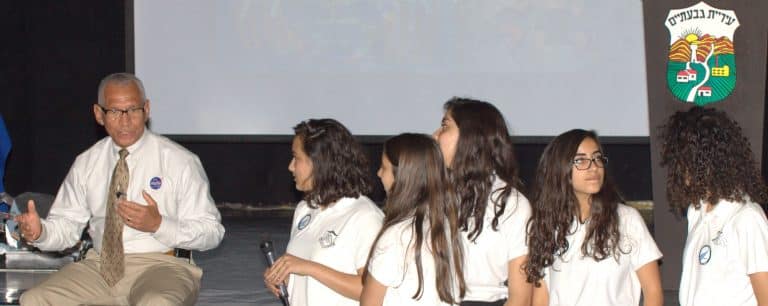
top-left (366, 133), bottom-right (465, 303)
top-left (660, 107), bottom-right (768, 215)
top-left (293, 119), bottom-right (373, 208)
top-left (524, 129), bottom-right (624, 286)
top-left (444, 97), bottom-right (524, 242)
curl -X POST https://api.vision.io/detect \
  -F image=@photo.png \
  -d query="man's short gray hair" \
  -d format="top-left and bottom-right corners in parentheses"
top-left (97, 73), bottom-right (148, 106)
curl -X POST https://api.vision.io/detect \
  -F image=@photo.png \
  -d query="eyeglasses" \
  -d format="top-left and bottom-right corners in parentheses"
top-left (98, 104), bottom-right (145, 121)
top-left (572, 155), bottom-right (608, 170)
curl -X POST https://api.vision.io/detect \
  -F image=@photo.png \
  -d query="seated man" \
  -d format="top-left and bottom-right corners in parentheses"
top-left (15, 72), bottom-right (225, 306)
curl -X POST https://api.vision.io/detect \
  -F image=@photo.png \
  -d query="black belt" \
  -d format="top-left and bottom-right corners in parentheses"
top-left (164, 249), bottom-right (191, 259)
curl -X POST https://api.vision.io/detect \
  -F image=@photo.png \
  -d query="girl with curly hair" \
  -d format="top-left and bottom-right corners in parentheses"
top-left (433, 98), bottom-right (532, 306)
top-left (361, 133), bottom-right (465, 306)
top-left (264, 119), bottom-right (384, 306)
top-left (525, 129), bottom-right (663, 306)
top-left (660, 107), bottom-right (768, 306)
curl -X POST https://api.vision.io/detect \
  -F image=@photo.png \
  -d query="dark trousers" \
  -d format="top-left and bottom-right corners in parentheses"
top-left (460, 299), bottom-right (506, 306)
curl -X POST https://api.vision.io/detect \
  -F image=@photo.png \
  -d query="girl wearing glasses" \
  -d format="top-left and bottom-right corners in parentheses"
top-left (433, 98), bottom-right (531, 306)
top-left (660, 107), bottom-right (768, 306)
top-left (361, 133), bottom-right (465, 306)
top-left (525, 129), bottom-right (663, 306)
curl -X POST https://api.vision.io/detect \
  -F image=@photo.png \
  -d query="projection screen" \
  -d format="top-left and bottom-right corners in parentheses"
top-left (135, 0), bottom-right (649, 136)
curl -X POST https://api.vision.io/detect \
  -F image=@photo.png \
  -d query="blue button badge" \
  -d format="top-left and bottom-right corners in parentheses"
top-left (149, 177), bottom-right (162, 190)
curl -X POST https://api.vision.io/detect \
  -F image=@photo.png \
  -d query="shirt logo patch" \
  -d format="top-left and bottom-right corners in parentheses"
top-left (149, 177), bottom-right (162, 190)
top-left (319, 230), bottom-right (338, 248)
top-left (698, 244), bottom-right (712, 265)
top-left (712, 230), bottom-right (727, 246)
top-left (298, 214), bottom-right (312, 230)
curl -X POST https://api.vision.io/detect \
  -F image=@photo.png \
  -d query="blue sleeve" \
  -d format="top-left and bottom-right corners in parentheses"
top-left (0, 115), bottom-right (12, 193)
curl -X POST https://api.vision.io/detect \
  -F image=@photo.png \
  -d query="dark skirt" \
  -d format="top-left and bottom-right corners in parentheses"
top-left (460, 299), bottom-right (506, 306)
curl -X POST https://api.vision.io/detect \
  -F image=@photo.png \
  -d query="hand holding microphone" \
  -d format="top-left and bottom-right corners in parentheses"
top-left (261, 240), bottom-right (290, 306)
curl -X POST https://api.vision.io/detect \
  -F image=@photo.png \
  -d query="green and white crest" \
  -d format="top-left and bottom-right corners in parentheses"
top-left (665, 2), bottom-right (739, 105)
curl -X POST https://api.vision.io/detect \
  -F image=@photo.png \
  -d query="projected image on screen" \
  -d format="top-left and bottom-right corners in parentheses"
top-left (135, 0), bottom-right (648, 136)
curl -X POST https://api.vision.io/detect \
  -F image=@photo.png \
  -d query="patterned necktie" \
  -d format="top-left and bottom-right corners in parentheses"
top-left (100, 148), bottom-right (129, 287)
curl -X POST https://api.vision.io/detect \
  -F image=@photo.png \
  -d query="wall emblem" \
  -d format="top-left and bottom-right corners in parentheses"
top-left (665, 2), bottom-right (739, 105)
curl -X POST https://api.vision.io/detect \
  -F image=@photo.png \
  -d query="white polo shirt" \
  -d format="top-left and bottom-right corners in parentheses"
top-left (462, 177), bottom-right (531, 302)
top-left (367, 218), bottom-right (461, 306)
top-left (679, 199), bottom-right (768, 306)
top-left (545, 204), bottom-right (662, 306)
top-left (286, 196), bottom-right (383, 306)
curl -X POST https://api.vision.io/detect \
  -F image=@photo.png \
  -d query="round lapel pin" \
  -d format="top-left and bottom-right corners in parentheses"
top-left (150, 177), bottom-right (162, 190)
top-left (698, 245), bottom-right (712, 265)
top-left (298, 214), bottom-right (312, 230)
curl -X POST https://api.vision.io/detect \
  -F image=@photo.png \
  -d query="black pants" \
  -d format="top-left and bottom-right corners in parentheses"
top-left (460, 299), bottom-right (506, 306)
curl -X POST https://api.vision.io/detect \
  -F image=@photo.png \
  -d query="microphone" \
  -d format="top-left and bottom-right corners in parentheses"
top-left (261, 240), bottom-right (290, 306)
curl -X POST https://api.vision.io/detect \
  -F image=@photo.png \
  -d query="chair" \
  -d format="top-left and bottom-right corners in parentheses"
top-left (3, 192), bottom-right (87, 268)
top-left (0, 192), bottom-right (83, 305)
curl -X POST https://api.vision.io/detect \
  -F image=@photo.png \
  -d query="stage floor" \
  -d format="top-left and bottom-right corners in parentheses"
top-left (196, 217), bottom-right (290, 306)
